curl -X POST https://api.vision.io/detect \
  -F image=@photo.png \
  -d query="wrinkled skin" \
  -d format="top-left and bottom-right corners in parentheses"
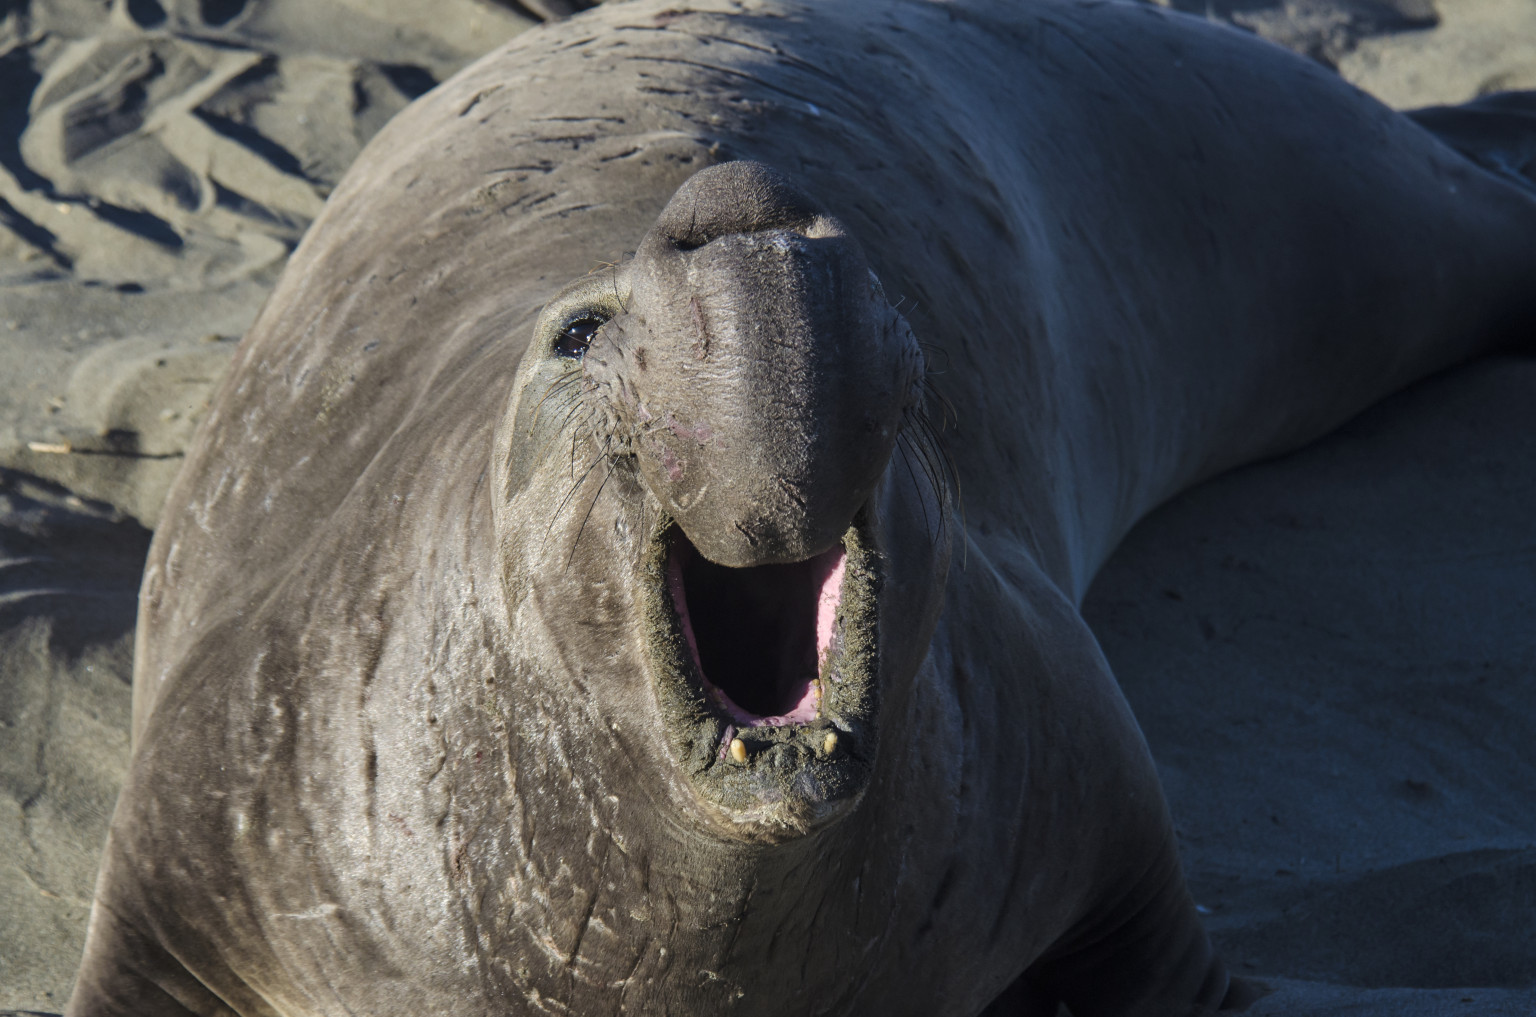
top-left (69, 1), bottom-right (1536, 1016)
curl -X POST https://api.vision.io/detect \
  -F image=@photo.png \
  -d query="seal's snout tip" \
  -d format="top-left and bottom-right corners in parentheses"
top-left (655, 160), bottom-right (826, 250)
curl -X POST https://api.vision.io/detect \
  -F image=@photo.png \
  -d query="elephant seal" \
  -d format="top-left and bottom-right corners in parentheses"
top-left (69, 1), bottom-right (1536, 1015)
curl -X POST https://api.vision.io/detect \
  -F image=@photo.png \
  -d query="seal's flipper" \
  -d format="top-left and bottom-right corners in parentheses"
top-left (66, 920), bottom-right (224, 1017)
top-left (975, 973), bottom-right (1062, 1016)
top-left (1025, 852), bottom-right (1233, 1017)
top-left (1408, 92), bottom-right (1536, 197)
top-left (66, 849), bottom-right (233, 1017)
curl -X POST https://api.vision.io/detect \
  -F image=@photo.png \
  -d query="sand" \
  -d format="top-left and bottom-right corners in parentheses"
top-left (0, 0), bottom-right (1531, 1013)
top-left (1087, 358), bottom-right (1536, 1014)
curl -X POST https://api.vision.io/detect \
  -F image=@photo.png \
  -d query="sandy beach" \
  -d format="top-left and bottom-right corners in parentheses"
top-left (1, 0), bottom-right (1532, 1012)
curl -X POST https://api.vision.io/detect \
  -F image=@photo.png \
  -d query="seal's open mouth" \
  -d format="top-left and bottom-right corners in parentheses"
top-left (642, 520), bottom-right (880, 839)
top-left (667, 535), bottom-right (845, 726)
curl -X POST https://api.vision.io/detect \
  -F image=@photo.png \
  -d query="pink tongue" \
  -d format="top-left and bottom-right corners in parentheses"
top-left (760, 549), bottom-right (844, 726)
top-left (667, 543), bottom-right (847, 728)
top-left (816, 552), bottom-right (847, 666)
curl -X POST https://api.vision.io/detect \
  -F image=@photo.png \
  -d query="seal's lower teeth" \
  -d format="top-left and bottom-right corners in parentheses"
top-left (666, 533), bottom-right (845, 724)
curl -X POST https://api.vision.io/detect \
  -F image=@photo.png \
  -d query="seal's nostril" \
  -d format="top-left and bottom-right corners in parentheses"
top-left (554, 316), bottom-right (605, 359)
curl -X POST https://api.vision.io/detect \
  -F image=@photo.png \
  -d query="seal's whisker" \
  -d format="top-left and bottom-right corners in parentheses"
top-left (529, 374), bottom-right (583, 434)
top-left (569, 404), bottom-right (606, 475)
top-left (612, 265), bottom-right (630, 315)
top-left (912, 406), bottom-right (959, 492)
top-left (631, 416), bottom-right (675, 438)
top-left (902, 426), bottom-right (945, 526)
top-left (895, 431), bottom-right (935, 544)
top-left (567, 454), bottom-right (619, 570)
top-left (919, 375), bottom-right (958, 430)
top-left (553, 398), bottom-right (591, 465)
top-left (916, 341), bottom-right (951, 378)
top-left (546, 372), bottom-right (583, 396)
top-left (901, 427), bottom-right (949, 545)
top-left (915, 406), bottom-right (964, 531)
top-left (903, 407), bottom-right (967, 567)
top-left (539, 440), bottom-right (610, 560)
top-left (936, 437), bottom-right (967, 570)
top-left (547, 436), bottom-right (611, 541)
top-left (901, 409), bottom-right (946, 505)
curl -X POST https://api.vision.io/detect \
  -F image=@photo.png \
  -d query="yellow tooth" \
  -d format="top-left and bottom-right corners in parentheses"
top-left (822, 731), bottom-right (838, 756)
top-left (729, 738), bottom-right (747, 763)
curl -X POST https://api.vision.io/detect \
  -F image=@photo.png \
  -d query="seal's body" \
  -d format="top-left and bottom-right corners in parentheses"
top-left (71, 2), bottom-right (1536, 1015)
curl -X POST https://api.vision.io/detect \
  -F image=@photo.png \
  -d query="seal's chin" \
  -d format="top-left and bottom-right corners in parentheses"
top-left (642, 521), bottom-right (881, 842)
top-left (666, 534), bottom-right (844, 727)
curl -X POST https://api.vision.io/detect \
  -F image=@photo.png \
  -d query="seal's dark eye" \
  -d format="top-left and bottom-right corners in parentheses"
top-left (554, 316), bottom-right (604, 360)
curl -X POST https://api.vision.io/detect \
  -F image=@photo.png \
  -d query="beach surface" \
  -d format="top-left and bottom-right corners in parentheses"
top-left (1, 1), bottom-right (1532, 1012)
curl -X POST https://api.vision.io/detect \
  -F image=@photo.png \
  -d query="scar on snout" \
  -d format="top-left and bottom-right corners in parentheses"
top-left (666, 412), bottom-right (712, 445)
top-left (661, 444), bottom-right (685, 482)
top-left (689, 294), bottom-right (710, 360)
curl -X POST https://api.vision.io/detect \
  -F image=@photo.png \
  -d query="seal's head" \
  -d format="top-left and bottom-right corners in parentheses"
top-left (493, 161), bottom-right (946, 843)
